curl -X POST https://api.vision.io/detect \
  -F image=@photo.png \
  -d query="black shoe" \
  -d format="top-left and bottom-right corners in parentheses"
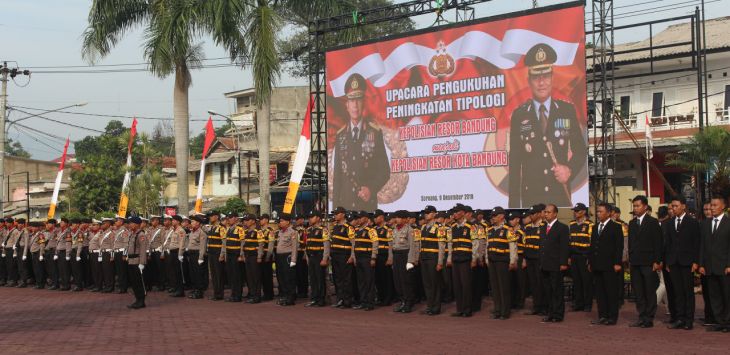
top-left (702, 320), bottom-right (718, 326)
top-left (393, 303), bottom-right (405, 313)
top-left (48, 286), bottom-right (58, 290)
top-left (6, 281), bottom-right (16, 287)
top-left (570, 307), bottom-right (583, 312)
top-left (683, 323), bottom-right (693, 330)
top-left (170, 292), bottom-right (184, 298)
top-left (629, 321), bottom-right (644, 328)
top-left (101, 289), bottom-right (113, 293)
top-left (115, 290), bottom-right (126, 294)
top-left (490, 314), bottom-right (500, 319)
top-left (246, 298), bottom-right (261, 304)
top-left (17, 283), bottom-right (27, 288)
top-left (60, 287), bottom-right (71, 291)
top-left (400, 306), bottom-right (413, 313)
top-left (451, 312), bottom-right (464, 317)
top-left (208, 296), bottom-right (223, 301)
top-left (225, 297), bottom-right (242, 302)
top-left (524, 310), bottom-right (540, 316)
top-left (591, 318), bottom-right (607, 325)
top-left (583, 308), bottom-right (592, 312)
top-left (127, 302), bottom-right (140, 309)
top-left (640, 322), bottom-right (653, 328)
top-left (604, 319), bottom-right (617, 326)
top-left (72, 287), bottom-right (83, 292)
top-left (667, 321), bottom-right (684, 329)
top-left (462, 312), bottom-right (473, 318)
top-left (541, 317), bottom-right (554, 323)
top-left (188, 293), bottom-right (203, 299)
top-left (498, 316), bottom-right (507, 320)
top-left (352, 304), bottom-right (366, 310)
top-left (34, 285), bottom-right (43, 289)
top-left (706, 325), bottom-right (725, 332)
top-left (332, 300), bottom-right (344, 308)
top-left (363, 305), bottom-right (374, 311)
top-left (305, 301), bottom-right (318, 307)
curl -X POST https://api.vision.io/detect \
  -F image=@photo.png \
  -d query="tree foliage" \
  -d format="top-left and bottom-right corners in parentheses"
top-left (5, 138), bottom-right (31, 158)
top-left (666, 126), bottom-right (730, 198)
top-left (219, 197), bottom-right (247, 215)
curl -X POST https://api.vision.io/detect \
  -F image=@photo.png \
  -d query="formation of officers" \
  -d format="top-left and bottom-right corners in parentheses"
top-left (0, 194), bottom-right (728, 332)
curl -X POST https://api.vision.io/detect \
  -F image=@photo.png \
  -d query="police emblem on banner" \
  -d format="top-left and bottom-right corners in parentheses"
top-left (428, 41), bottom-right (455, 77)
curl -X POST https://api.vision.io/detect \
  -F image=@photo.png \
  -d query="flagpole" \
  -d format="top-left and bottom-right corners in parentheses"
top-left (117, 118), bottom-right (138, 218)
top-left (646, 140), bottom-right (651, 198)
top-left (48, 138), bottom-right (70, 220)
top-left (195, 117), bottom-right (216, 213)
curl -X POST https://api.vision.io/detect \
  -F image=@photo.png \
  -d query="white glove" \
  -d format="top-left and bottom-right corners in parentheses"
top-left (289, 262), bottom-right (296, 267)
top-left (1, 243), bottom-right (4, 248)
top-left (178, 255), bottom-right (184, 262)
top-left (53, 255), bottom-right (59, 261)
top-left (97, 256), bottom-right (102, 262)
top-left (22, 255), bottom-right (27, 261)
top-left (197, 259), bottom-right (204, 265)
top-left (138, 264), bottom-right (145, 272)
top-left (39, 255), bottom-right (44, 261)
top-left (406, 262), bottom-right (414, 270)
top-left (76, 257), bottom-right (81, 262)
top-left (65, 256), bottom-right (70, 261)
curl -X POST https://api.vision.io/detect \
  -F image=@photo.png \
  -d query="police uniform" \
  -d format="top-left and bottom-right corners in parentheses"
top-left (330, 208), bottom-right (356, 308)
top-left (16, 224), bottom-right (30, 287)
top-left (43, 223), bottom-right (59, 289)
top-left (419, 208), bottom-right (446, 315)
top-left (447, 208), bottom-right (484, 317)
top-left (0, 222), bottom-right (8, 285)
top-left (353, 213), bottom-right (378, 310)
top-left (28, 225), bottom-right (47, 289)
top-left (186, 215), bottom-right (208, 299)
top-left (204, 214), bottom-right (226, 300)
top-left (241, 216), bottom-right (263, 303)
top-left (568, 204), bottom-right (595, 312)
top-left (88, 222), bottom-right (103, 292)
top-left (166, 218), bottom-right (186, 297)
top-left (98, 220), bottom-right (116, 292)
top-left (509, 213), bottom-right (528, 310)
top-left (304, 212), bottom-right (330, 306)
top-left (70, 223), bottom-right (85, 291)
top-left (373, 217), bottom-right (394, 306)
top-left (222, 216), bottom-right (244, 302)
top-left (112, 221), bottom-right (131, 293)
top-left (260, 222), bottom-right (276, 301)
top-left (4, 220), bottom-right (22, 286)
top-left (146, 218), bottom-right (165, 291)
top-left (274, 214), bottom-right (299, 306)
top-left (332, 74), bottom-right (390, 211)
top-left (508, 44), bottom-right (587, 208)
top-left (523, 209), bottom-right (547, 315)
top-left (294, 219), bottom-right (309, 299)
top-left (125, 217), bottom-right (148, 309)
top-left (486, 208), bottom-right (518, 319)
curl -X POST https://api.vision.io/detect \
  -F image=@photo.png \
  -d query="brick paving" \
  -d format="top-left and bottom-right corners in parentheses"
top-left (0, 287), bottom-right (726, 354)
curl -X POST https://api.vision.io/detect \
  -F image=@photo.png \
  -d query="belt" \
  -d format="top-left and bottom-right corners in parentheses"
top-left (115, 248), bottom-right (125, 252)
top-left (128, 254), bottom-right (139, 258)
top-left (92, 249), bottom-right (101, 253)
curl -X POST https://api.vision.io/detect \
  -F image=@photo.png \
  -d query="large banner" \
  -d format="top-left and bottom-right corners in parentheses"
top-left (326, 4), bottom-right (587, 211)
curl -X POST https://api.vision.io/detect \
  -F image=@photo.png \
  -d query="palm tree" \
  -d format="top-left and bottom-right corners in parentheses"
top-left (244, 0), bottom-right (348, 214)
top-left (666, 126), bottom-right (730, 198)
top-left (82, 0), bottom-right (247, 215)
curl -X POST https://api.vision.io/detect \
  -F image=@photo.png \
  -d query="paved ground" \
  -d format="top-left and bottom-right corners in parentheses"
top-left (0, 287), bottom-right (726, 354)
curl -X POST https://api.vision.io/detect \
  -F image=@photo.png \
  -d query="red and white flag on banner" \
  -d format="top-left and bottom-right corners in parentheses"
top-left (117, 118), bottom-right (138, 217)
top-left (645, 114), bottom-right (653, 159)
top-left (195, 117), bottom-right (216, 213)
top-left (283, 95), bottom-right (314, 214)
top-left (48, 138), bottom-right (70, 219)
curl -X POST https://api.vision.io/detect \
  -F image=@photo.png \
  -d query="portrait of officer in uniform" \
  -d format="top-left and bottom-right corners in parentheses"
top-left (508, 43), bottom-right (587, 208)
top-left (332, 73), bottom-right (390, 211)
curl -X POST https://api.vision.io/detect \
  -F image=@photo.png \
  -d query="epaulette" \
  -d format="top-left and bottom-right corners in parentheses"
top-left (337, 125), bottom-right (347, 134)
top-left (368, 121), bottom-right (381, 131)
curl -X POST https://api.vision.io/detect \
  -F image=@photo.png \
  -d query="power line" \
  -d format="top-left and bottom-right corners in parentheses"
top-left (13, 126), bottom-right (64, 153)
top-left (9, 105), bottom-right (227, 122)
top-left (10, 107), bottom-right (105, 133)
top-left (630, 89), bottom-right (725, 117)
top-left (13, 121), bottom-right (70, 143)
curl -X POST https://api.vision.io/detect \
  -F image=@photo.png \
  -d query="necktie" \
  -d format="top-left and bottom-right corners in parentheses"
top-left (539, 104), bottom-right (548, 134)
top-left (353, 126), bottom-right (359, 141)
top-left (598, 223), bottom-right (604, 235)
top-left (546, 223), bottom-right (552, 234)
top-left (676, 218), bottom-right (681, 232)
top-left (713, 218), bottom-right (718, 234)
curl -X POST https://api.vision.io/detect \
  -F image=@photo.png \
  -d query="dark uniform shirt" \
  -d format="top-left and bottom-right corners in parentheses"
top-left (330, 223), bottom-right (355, 257)
top-left (523, 221), bottom-right (546, 260)
top-left (569, 219), bottom-right (594, 255)
top-left (332, 121), bottom-right (390, 211)
top-left (508, 98), bottom-right (587, 208)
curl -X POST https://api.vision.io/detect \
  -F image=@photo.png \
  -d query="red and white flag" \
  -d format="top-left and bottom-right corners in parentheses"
top-left (283, 95), bottom-right (315, 214)
top-left (194, 117), bottom-right (216, 213)
top-left (117, 118), bottom-right (137, 217)
top-left (48, 138), bottom-right (70, 219)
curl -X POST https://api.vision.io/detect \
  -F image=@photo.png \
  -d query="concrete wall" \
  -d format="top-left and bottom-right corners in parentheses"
top-left (235, 86), bottom-right (309, 152)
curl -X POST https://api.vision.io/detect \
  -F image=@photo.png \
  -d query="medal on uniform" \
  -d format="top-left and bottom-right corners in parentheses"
top-left (525, 143), bottom-right (532, 152)
top-left (559, 138), bottom-right (565, 146)
top-left (530, 132), bottom-right (535, 138)
top-left (554, 130), bottom-right (560, 138)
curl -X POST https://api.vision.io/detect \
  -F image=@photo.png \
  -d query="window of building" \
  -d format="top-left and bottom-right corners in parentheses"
top-left (620, 96), bottom-right (630, 119)
top-left (227, 163), bottom-right (233, 184)
top-left (219, 164), bottom-right (225, 185)
top-left (651, 92), bottom-right (663, 118)
top-left (724, 85), bottom-right (730, 111)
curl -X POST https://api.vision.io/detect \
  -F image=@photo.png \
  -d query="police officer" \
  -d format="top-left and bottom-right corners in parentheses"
top-left (166, 215), bottom-right (186, 297)
top-left (204, 211), bottom-right (226, 300)
top-left (28, 221), bottom-right (47, 289)
top-left (4, 218), bottom-right (22, 287)
top-left (304, 211), bottom-right (330, 307)
top-left (418, 206), bottom-right (445, 315)
top-left (70, 219), bottom-right (85, 291)
top-left (241, 213), bottom-right (263, 303)
top-left (465, 206), bottom-right (487, 313)
top-left (508, 43), bottom-right (587, 208)
top-left (448, 205), bottom-right (482, 317)
top-left (186, 214), bottom-right (208, 299)
top-left (126, 216), bottom-right (148, 309)
top-left (569, 202), bottom-right (595, 312)
top-left (15, 219), bottom-right (30, 287)
top-left (98, 218), bottom-right (116, 293)
top-left (259, 214), bottom-right (275, 301)
top-left (332, 73), bottom-right (390, 211)
top-left (222, 213), bottom-right (244, 302)
top-left (0, 219), bottom-right (8, 286)
top-left (352, 211), bottom-right (378, 310)
top-left (111, 216), bottom-right (130, 293)
top-left (523, 204), bottom-right (547, 316)
top-left (486, 207), bottom-right (518, 319)
top-left (372, 210), bottom-right (394, 306)
top-left (390, 210), bottom-right (418, 313)
top-left (88, 219), bottom-right (103, 292)
top-left (508, 211), bottom-right (527, 310)
top-left (293, 214), bottom-right (309, 299)
top-left (274, 213), bottom-right (299, 306)
top-left (43, 219), bottom-right (59, 289)
top-left (330, 207), bottom-right (356, 308)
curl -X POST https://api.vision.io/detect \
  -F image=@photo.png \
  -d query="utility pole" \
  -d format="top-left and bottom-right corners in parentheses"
top-left (0, 62), bottom-right (31, 217)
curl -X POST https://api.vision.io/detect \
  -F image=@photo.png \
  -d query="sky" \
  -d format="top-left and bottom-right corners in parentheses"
top-left (1, 0), bottom-right (727, 160)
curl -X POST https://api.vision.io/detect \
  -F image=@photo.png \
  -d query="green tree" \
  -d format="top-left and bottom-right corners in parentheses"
top-left (219, 197), bottom-right (247, 215)
top-left (666, 126), bottom-right (730, 198)
top-left (82, 0), bottom-right (248, 215)
top-left (4, 138), bottom-right (31, 158)
top-left (70, 121), bottom-right (131, 214)
top-left (189, 120), bottom-right (234, 158)
top-left (126, 133), bottom-right (169, 216)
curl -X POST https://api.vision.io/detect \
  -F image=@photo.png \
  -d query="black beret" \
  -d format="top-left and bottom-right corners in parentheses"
top-left (128, 216), bottom-right (142, 224)
top-left (171, 215), bottom-right (183, 222)
top-left (332, 207), bottom-right (347, 215)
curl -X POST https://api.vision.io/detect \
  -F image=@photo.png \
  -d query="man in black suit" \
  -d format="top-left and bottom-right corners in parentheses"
top-left (699, 195), bottom-right (730, 332)
top-left (539, 204), bottom-right (570, 322)
top-left (589, 203), bottom-right (624, 325)
top-left (628, 195), bottom-right (664, 328)
top-left (664, 195), bottom-right (701, 330)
